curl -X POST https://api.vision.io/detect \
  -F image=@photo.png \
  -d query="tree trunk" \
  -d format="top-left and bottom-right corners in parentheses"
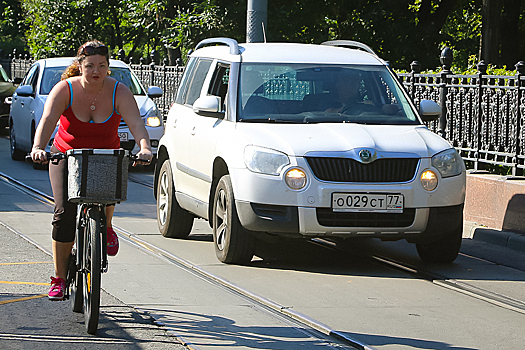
top-left (481, 0), bottom-right (501, 65)
top-left (500, 0), bottom-right (520, 68)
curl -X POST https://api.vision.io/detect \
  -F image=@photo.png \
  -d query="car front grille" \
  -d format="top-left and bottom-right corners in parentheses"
top-left (316, 208), bottom-right (416, 227)
top-left (305, 157), bottom-right (419, 183)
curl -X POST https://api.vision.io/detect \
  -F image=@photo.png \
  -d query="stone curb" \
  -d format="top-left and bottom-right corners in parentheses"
top-left (465, 221), bottom-right (525, 253)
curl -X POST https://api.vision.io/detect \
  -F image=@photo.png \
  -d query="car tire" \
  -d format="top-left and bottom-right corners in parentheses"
top-left (212, 175), bottom-right (256, 264)
top-left (416, 222), bottom-right (463, 263)
top-left (156, 160), bottom-right (194, 238)
top-left (9, 123), bottom-right (25, 161)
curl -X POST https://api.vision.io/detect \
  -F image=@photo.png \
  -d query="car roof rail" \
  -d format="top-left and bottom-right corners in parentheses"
top-left (321, 40), bottom-right (377, 56)
top-left (195, 38), bottom-right (240, 55)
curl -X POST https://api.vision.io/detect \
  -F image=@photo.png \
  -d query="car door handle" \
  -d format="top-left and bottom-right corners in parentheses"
top-left (191, 126), bottom-right (196, 135)
top-left (172, 119), bottom-right (177, 128)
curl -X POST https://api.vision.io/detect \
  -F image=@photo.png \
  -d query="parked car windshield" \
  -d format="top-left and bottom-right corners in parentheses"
top-left (238, 64), bottom-right (420, 125)
top-left (40, 66), bottom-right (146, 96)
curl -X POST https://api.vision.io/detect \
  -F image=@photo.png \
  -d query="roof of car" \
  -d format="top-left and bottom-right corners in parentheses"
top-left (191, 42), bottom-right (386, 66)
top-left (36, 57), bottom-right (130, 68)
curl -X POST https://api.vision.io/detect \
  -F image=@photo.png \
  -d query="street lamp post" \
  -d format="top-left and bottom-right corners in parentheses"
top-left (246, 0), bottom-right (267, 43)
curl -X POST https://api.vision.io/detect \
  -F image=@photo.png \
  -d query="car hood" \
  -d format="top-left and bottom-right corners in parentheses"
top-left (135, 95), bottom-right (155, 116)
top-left (0, 82), bottom-right (16, 97)
top-left (236, 123), bottom-right (452, 158)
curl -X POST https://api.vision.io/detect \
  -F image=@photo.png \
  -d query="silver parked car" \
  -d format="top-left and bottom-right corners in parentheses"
top-left (9, 57), bottom-right (164, 161)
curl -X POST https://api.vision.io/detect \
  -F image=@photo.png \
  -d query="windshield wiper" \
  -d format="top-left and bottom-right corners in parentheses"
top-left (239, 118), bottom-right (298, 123)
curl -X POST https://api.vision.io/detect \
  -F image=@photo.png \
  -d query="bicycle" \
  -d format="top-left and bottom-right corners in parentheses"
top-left (31, 149), bottom-right (148, 335)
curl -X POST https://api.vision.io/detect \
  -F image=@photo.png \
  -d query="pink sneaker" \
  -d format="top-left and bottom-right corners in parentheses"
top-left (107, 227), bottom-right (119, 256)
top-left (48, 277), bottom-right (66, 300)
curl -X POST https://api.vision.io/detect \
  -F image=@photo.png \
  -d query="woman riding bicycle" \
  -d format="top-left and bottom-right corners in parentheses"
top-left (30, 40), bottom-right (153, 300)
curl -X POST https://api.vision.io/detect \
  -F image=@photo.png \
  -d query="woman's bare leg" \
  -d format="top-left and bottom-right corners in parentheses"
top-left (52, 240), bottom-right (74, 280)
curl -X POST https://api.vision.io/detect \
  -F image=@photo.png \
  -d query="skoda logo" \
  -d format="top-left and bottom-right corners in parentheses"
top-left (359, 149), bottom-right (373, 162)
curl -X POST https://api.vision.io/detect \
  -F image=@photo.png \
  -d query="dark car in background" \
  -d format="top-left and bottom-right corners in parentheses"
top-left (0, 64), bottom-right (17, 131)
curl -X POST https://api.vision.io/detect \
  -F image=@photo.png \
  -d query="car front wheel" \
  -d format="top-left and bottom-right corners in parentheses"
top-left (416, 222), bottom-right (463, 263)
top-left (212, 175), bottom-right (256, 264)
top-left (9, 122), bottom-right (25, 161)
top-left (156, 160), bottom-right (194, 238)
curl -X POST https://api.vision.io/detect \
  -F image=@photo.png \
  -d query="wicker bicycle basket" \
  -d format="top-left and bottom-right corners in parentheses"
top-left (67, 149), bottom-right (130, 204)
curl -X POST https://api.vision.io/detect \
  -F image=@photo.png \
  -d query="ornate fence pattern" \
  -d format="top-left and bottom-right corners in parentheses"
top-left (397, 51), bottom-right (525, 176)
top-left (0, 54), bottom-right (184, 118)
top-left (3, 49), bottom-right (525, 176)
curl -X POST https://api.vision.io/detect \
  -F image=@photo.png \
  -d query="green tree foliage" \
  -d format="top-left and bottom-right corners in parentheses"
top-left (0, 0), bottom-right (28, 56)
top-left (4, 0), bottom-right (521, 71)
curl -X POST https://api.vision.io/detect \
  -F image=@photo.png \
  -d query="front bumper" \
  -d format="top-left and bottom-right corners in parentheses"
top-left (118, 125), bottom-right (164, 155)
top-left (236, 200), bottom-right (464, 242)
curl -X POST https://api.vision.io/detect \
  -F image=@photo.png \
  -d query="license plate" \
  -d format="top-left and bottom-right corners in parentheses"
top-left (332, 193), bottom-right (404, 213)
top-left (118, 132), bottom-right (128, 142)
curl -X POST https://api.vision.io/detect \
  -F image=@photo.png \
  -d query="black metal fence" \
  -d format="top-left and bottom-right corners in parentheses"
top-left (3, 48), bottom-right (525, 176)
top-left (0, 53), bottom-right (185, 118)
top-left (397, 48), bottom-right (525, 176)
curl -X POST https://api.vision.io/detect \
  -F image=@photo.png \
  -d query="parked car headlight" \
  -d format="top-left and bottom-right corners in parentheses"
top-left (144, 107), bottom-right (162, 127)
top-left (244, 145), bottom-right (290, 175)
top-left (432, 148), bottom-right (463, 178)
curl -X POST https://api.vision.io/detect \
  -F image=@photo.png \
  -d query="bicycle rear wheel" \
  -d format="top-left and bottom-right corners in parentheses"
top-left (83, 206), bottom-right (102, 335)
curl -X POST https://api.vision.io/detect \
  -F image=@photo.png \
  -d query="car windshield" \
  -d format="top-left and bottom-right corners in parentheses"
top-left (238, 64), bottom-right (420, 125)
top-left (0, 66), bottom-right (10, 82)
top-left (40, 66), bottom-right (145, 95)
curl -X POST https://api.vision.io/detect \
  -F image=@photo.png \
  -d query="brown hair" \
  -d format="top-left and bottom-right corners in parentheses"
top-left (61, 40), bottom-right (110, 80)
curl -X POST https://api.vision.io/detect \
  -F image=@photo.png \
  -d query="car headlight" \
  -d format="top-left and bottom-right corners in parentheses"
top-left (144, 107), bottom-right (162, 127)
top-left (432, 148), bottom-right (463, 178)
top-left (244, 145), bottom-right (290, 175)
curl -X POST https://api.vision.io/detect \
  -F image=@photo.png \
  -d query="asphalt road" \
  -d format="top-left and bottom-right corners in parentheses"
top-left (1, 134), bottom-right (525, 350)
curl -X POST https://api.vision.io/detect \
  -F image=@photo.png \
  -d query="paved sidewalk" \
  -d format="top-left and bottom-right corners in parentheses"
top-left (0, 223), bottom-right (188, 350)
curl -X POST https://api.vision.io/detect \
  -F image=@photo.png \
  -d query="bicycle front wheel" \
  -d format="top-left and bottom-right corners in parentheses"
top-left (69, 248), bottom-right (83, 313)
top-left (83, 206), bottom-right (102, 335)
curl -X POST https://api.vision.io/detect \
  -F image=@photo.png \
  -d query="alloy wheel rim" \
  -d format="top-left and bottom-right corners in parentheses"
top-left (159, 172), bottom-right (169, 225)
top-left (215, 189), bottom-right (228, 251)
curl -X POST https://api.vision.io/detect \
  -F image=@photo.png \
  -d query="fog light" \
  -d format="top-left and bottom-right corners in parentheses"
top-left (421, 170), bottom-right (438, 191)
top-left (151, 140), bottom-right (159, 147)
top-left (285, 168), bottom-right (307, 190)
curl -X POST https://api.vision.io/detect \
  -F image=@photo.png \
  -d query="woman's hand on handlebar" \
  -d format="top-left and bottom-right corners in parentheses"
top-left (132, 148), bottom-right (153, 166)
top-left (31, 148), bottom-right (48, 164)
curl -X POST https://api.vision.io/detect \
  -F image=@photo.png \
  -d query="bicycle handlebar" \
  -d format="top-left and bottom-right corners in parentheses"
top-left (26, 151), bottom-right (152, 165)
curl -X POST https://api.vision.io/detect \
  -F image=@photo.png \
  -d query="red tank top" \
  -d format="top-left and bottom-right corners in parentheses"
top-left (53, 79), bottom-right (122, 152)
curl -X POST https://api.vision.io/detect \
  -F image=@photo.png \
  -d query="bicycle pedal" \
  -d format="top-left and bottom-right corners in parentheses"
top-left (49, 297), bottom-right (66, 301)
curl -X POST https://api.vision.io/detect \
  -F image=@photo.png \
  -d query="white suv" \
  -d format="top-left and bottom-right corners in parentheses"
top-left (155, 38), bottom-right (466, 265)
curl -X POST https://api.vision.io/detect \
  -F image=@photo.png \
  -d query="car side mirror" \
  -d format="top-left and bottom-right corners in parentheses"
top-left (15, 85), bottom-right (34, 97)
top-left (147, 86), bottom-right (163, 98)
top-left (193, 96), bottom-right (224, 118)
top-left (419, 99), bottom-right (441, 122)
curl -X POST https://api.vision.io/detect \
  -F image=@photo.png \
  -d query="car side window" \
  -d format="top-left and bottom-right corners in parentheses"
top-left (175, 57), bottom-right (197, 105)
top-left (184, 59), bottom-right (212, 106)
top-left (22, 65), bottom-right (39, 92)
top-left (208, 63), bottom-right (230, 112)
